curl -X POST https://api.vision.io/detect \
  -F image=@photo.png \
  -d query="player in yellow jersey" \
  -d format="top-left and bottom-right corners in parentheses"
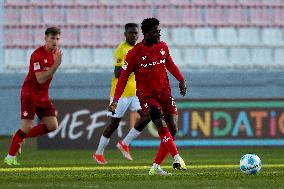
top-left (93, 23), bottom-right (151, 164)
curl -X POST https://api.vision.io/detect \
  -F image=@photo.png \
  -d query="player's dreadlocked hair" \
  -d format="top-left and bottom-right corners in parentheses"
top-left (141, 18), bottom-right (160, 34)
top-left (125, 23), bottom-right (138, 31)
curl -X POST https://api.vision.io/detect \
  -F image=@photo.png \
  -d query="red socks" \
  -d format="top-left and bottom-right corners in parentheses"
top-left (26, 124), bottom-right (49, 138)
top-left (8, 124), bottom-right (50, 156)
top-left (8, 129), bottom-right (26, 156)
top-left (154, 141), bottom-right (169, 165)
top-left (154, 127), bottom-right (178, 165)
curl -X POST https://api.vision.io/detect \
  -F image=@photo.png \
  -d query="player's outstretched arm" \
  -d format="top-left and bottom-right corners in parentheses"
top-left (36, 49), bottom-right (62, 84)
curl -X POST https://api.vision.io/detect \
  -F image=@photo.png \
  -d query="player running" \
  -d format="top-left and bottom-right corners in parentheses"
top-left (109, 18), bottom-right (187, 175)
top-left (4, 27), bottom-right (62, 165)
top-left (94, 23), bottom-right (150, 164)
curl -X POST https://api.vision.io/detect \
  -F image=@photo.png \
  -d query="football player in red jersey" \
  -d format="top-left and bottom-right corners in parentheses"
top-left (4, 27), bottom-right (62, 165)
top-left (109, 18), bottom-right (187, 175)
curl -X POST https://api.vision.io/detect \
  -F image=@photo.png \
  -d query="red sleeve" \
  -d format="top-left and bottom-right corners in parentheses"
top-left (164, 43), bottom-right (184, 81)
top-left (31, 53), bottom-right (45, 73)
top-left (113, 49), bottom-right (137, 102)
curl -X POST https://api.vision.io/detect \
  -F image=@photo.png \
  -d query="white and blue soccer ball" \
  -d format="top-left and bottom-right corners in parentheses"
top-left (240, 153), bottom-right (262, 175)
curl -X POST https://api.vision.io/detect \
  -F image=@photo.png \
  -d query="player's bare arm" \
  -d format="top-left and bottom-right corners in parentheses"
top-left (179, 79), bottom-right (187, 96)
top-left (114, 66), bottom-right (122, 78)
top-left (35, 49), bottom-right (62, 84)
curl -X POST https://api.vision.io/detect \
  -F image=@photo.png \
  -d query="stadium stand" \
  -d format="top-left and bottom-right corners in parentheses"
top-left (2, 0), bottom-right (284, 71)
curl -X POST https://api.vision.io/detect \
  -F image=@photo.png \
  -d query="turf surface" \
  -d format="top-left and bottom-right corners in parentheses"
top-left (0, 148), bottom-right (284, 189)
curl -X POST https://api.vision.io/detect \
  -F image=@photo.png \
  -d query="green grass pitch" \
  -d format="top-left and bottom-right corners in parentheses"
top-left (0, 148), bottom-right (284, 189)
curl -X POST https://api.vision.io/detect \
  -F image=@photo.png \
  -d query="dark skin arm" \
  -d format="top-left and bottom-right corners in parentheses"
top-left (114, 66), bottom-right (122, 78)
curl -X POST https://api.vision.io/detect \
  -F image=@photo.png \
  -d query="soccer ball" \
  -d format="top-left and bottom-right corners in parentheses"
top-left (240, 153), bottom-right (262, 175)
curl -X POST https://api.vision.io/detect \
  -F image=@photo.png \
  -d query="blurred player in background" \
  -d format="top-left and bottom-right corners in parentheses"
top-left (109, 18), bottom-right (187, 175)
top-left (4, 27), bottom-right (62, 165)
top-left (94, 23), bottom-right (151, 164)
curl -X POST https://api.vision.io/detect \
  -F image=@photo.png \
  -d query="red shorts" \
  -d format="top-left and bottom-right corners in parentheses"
top-left (21, 95), bottom-right (56, 120)
top-left (138, 91), bottom-right (178, 115)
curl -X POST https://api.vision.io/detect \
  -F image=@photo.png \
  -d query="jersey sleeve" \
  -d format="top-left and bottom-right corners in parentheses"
top-left (164, 43), bottom-right (184, 81)
top-left (114, 45), bottom-right (125, 67)
top-left (113, 49), bottom-right (137, 101)
top-left (31, 53), bottom-right (45, 73)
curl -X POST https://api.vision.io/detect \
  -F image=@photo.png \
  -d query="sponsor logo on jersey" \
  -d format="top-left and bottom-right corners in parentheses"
top-left (141, 56), bottom-right (147, 60)
top-left (163, 136), bottom-right (170, 143)
top-left (23, 111), bottom-right (28, 117)
top-left (122, 61), bottom-right (128, 70)
top-left (44, 59), bottom-right (48, 64)
top-left (117, 59), bottom-right (122, 64)
top-left (160, 49), bottom-right (165, 55)
top-left (140, 59), bottom-right (166, 68)
top-left (34, 62), bottom-right (40, 71)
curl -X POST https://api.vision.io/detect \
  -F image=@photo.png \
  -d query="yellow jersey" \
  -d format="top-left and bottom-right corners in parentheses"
top-left (110, 41), bottom-right (136, 97)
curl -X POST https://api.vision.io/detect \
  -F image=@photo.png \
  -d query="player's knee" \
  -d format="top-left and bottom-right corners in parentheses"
top-left (149, 106), bottom-right (164, 127)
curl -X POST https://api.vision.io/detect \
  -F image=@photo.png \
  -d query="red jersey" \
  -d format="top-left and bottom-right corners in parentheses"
top-left (114, 41), bottom-right (184, 102)
top-left (21, 46), bottom-right (54, 106)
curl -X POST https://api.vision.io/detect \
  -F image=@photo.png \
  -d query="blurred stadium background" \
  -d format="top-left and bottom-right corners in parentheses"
top-left (0, 0), bottom-right (284, 148)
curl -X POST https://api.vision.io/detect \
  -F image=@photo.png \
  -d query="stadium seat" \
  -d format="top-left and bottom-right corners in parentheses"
top-left (3, 7), bottom-right (19, 26)
top-left (93, 48), bottom-right (114, 68)
top-left (274, 8), bottom-right (284, 27)
top-left (261, 28), bottom-right (283, 46)
top-left (75, 0), bottom-right (99, 6)
top-left (238, 0), bottom-right (262, 7)
top-left (34, 28), bottom-right (46, 47)
top-left (20, 7), bottom-right (40, 25)
top-left (132, 7), bottom-right (152, 23)
top-left (217, 28), bottom-right (238, 46)
top-left (207, 48), bottom-right (228, 65)
top-left (191, 0), bottom-right (216, 6)
top-left (112, 7), bottom-right (133, 25)
top-left (205, 7), bottom-right (227, 26)
top-left (10, 28), bottom-right (33, 48)
top-left (215, 0), bottom-right (239, 7)
top-left (184, 48), bottom-right (206, 66)
top-left (66, 8), bottom-right (87, 26)
top-left (29, 0), bottom-right (53, 6)
top-left (61, 28), bottom-right (79, 47)
top-left (181, 7), bottom-right (204, 26)
top-left (193, 28), bottom-right (217, 46)
top-left (169, 0), bottom-right (191, 6)
top-left (4, 49), bottom-right (26, 69)
top-left (262, 0), bottom-right (284, 7)
top-left (79, 27), bottom-right (95, 47)
top-left (229, 48), bottom-right (251, 65)
top-left (169, 48), bottom-right (184, 67)
top-left (250, 8), bottom-right (273, 27)
top-left (154, 0), bottom-right (171, 7)
top-left (4, 0), bottom-right (30, 7)
top-left (239, 28), bottom-right (261, 46)
top-left (88, 7), bottom-right (112, 25)
top-left (251, 48), bottom-right (273, 65)
top-left (171, 27), bottom-right (194, 46)
top-left (274, 49), bottom-right (284, 65)
top-left (122, 0), bottom-right (152, 6)
top-left (102, 27), bottom-right (123, 47)
top-left (227, 7), bottom-right (249, 26)
top-left (53, 0), bottom-right (76, 6)
top-left (42, 7), bottom-right (65, 25)
top-left (156, 7), bottom-right (176, 26)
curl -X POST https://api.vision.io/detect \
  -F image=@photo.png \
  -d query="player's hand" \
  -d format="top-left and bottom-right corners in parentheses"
top-left (53, 49), bottom-right (63, 67)
top-left (179, 79), bottom-right (187, 97)
top-left (108, 100), bottom-right (118, 115)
